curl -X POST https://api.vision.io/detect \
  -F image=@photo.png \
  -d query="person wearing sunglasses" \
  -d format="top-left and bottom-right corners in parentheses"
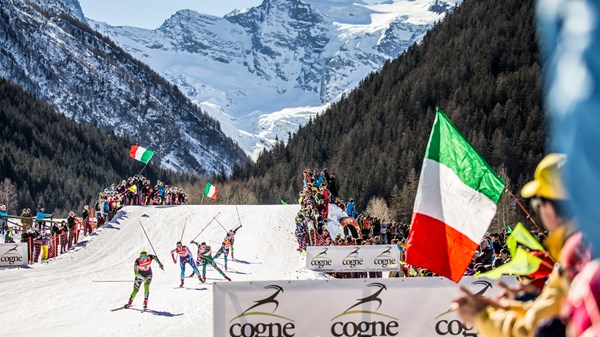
top-left (453, 153), bottom-right (588, 337)
top-left (124, 251), bottom-right (163, 310)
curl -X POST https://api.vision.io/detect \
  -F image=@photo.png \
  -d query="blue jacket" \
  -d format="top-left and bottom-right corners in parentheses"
top-left (0, 210), bottom-right (7, 220)
top-left (346, 202), bottom-right (356, 218)
top-left (36, 211), bottom-right (51, 221)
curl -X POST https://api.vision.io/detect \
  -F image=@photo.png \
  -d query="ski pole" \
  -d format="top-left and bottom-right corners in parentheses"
top-left (139, 221), bottom-right (161, 266)
top-left (180, 218), bottom-right (188, 242)
top-left (213, 217), bottom-right (228, 232)
top-left (191, 212), bottom-right (221, 242)
top-left (235, 205), bottom-right (242, 228)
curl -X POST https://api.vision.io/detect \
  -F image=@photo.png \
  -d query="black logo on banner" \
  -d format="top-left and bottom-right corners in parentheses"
top-left (433, 280), bottom-right (492, 337)
top-left (228, 285), bottom-right (295, 337)
top-left (330, 283), bottom-right (400, 337)
top-left (0, 244), bottom-right (23, 265)
top-left (310, 248), bottom-right (332, 269)
top-left (341, 247), bottom-right (363, 269)
top-left (373, 246), bottom-right (397, 268)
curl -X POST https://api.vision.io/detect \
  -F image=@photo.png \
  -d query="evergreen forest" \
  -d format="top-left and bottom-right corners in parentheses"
top-left (0, 78), bottom-right (195, 215)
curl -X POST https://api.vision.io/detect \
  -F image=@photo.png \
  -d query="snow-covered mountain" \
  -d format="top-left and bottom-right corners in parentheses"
top-left (92, 0), bottom-right (460, 158)
top-left (0, 0), bottom-right (248, 175)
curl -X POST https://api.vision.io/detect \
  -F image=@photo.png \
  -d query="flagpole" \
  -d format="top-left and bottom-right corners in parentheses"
top-left (201, 194), bottom-right (205, 205)
top-left (505, 187), bottom-right (545, 235)
top-left (136, 162), bottom-right (149, 177)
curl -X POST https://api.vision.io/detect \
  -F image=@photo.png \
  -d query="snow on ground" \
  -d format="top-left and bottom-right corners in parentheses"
top-left (0, 205), bottom-right (324, 337)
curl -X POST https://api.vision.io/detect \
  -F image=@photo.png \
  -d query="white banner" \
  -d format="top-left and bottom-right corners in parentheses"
top-left (214, 276), bottom-right (515, 337)
top-left (306, 245), bottom-right (400, 272)
top-left (0, 243), bottom-right (28, 267)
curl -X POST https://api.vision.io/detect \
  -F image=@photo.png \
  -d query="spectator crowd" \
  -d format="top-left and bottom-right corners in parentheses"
top-left (0, 175), bottom-right (189, 265)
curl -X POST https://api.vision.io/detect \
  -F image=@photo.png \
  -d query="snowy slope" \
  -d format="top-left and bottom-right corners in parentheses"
top-left (0, 205), bottom-right (323, 337)
top-left (91, 0), bottom-right (461, 159)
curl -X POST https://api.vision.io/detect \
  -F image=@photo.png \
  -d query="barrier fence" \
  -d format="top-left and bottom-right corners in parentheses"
top-left (2, 214), bottom-right (98, 265)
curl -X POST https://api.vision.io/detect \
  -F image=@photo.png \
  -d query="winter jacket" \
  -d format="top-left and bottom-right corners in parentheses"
top-left (474, 226), bottom-right (574, 337)
top-left (346, 202), bottom-right (356, 218)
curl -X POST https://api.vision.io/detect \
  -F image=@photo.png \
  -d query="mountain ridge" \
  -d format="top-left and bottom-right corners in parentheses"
top-left (91, 0), bottom-right (460, 158)
top-left (0, 0), bottom-right (249, 175)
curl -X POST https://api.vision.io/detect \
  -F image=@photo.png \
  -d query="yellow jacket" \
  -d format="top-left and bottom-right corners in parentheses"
top-left (474, 226), bottom-right (572, 337)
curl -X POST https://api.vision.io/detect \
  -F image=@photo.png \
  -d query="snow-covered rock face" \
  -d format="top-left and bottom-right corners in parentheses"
top-left (0, 0), bottom-right (248, 175)
top-left (94, 0), bottom-right (460, 159)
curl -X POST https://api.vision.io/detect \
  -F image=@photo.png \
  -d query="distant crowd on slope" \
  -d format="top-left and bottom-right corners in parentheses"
top-left (0, 175), bottom-right (189, 265)
top-left (292, 168), bottom-right (544, 280)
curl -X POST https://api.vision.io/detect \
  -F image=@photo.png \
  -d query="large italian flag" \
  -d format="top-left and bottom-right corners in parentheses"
top-left (129, 145), bottom-right (154, 164)
top-left (405, 108), bottom-right (505, 282)
top-left (204, 182), bottom-right (218, 201)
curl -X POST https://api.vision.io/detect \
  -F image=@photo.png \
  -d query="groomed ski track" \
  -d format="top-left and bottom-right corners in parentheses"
top-left (0, 205), bottom-right (323, 337)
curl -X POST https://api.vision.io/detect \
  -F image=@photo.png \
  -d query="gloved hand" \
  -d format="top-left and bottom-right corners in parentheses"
top-left (135, 272), bottom-right (142, 279)
top-left (159, 263), bottom-right (164, 270)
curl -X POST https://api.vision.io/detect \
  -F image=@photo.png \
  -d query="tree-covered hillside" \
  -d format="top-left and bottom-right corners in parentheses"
top-left (0, 78), bottom-right (195, 214)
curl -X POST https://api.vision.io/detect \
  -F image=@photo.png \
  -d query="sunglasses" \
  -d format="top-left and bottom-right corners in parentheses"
top-left (530, 197), bottom-right (546, 212)
top-left (140, 255), bottom-right (148, 259)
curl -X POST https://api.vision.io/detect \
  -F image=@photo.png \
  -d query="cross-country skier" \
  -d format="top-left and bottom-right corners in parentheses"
top-left (171, 241), bottom-right (202, 287)
top-left (225, 224), bottom-right (242, 259)
top-left (213, 237), bottom-right (232, 270)
top-left (124, 251), bottom-right (163, 310)
top-left (190, 241), bottom-right (231, 282)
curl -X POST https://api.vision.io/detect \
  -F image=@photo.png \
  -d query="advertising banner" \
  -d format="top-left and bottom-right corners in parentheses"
top-left (0, 243), bottom-right (28, 267)
top-left (214, 276), bottom-right (515, 337)
top-left (305, 245), bottom-right (400, 272)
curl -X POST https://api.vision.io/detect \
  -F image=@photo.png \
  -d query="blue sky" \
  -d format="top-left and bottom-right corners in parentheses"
top-left (78, 0), bottom-right (264, 29)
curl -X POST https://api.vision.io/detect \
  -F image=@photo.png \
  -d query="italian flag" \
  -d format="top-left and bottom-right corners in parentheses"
top-left (129, 145), bottom-right (154, 164)
top-left (405, 108), bottom-right (505, 282)
top-left (204, 182), bottom-right (218, 201)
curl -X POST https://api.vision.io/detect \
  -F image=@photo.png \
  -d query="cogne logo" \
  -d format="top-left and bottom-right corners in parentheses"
top-left (372, 247), bottom-right (397, 268)
top-left (228, 285), bottom-right (295, 337)
top-left (0, 245), bottom-right (23, 265)
top-left (433, 280), bottom-right (492, 337)
top-left (330, 283), bottom-right (399, 337)
top-left (341, 248), bottom-right (363, 268)
top-left (310, 248), bottom-right (332, 269)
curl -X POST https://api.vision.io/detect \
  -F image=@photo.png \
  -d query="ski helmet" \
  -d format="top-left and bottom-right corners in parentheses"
top-left (200, 242), bottom-right (206, 246)
top-left (140, 251), bottom-right (148, 258)
top-left (176, 241), bottom-right (182, 246)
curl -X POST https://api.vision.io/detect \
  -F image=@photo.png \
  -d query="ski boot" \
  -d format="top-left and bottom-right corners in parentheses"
top-left (180, 279), bottom-right (184, 287)
top-left (143, 298), bottom-right (148, 310)
top-left (124, 298), bottom-right (133, 309)
top-left (199, 275), bottom-right (205, 283)
top-left (224, 275), bottom-right (231, 281)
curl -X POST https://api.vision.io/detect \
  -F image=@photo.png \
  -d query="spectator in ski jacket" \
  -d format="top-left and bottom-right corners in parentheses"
top-left (36, 208), bottom-right (52, 230)
top-left (82, 205), bottom-right (92, 236)
top-left (328, 174), bottom-right (339, 199)
top-left (21, 208), bottom-right (32, 231)
top-left (346, 199), bottom-right (357, 218)
top-left (0, 204), bottom-right (7, 235)
top-left (453, 154), bottom-right (585, 337)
